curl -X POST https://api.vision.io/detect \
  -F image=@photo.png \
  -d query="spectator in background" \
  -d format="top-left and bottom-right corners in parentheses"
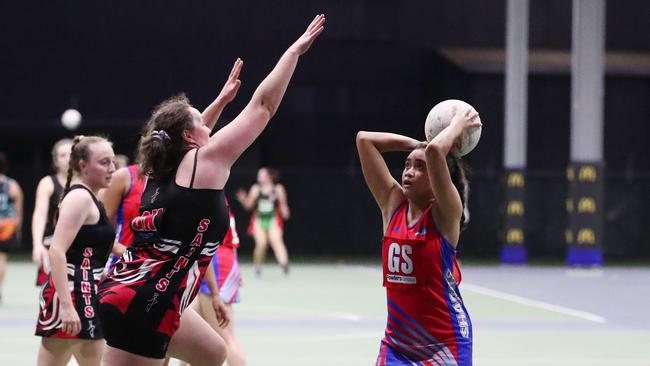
top-left (32, 138), bottom-right (72, 286)
top-left (0, 152), bottom-right (24, 304)
top-left (236, 167), bottom-right (290, 277)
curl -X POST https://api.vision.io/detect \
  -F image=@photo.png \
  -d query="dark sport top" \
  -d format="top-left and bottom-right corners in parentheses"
top-left (99, 148), bottom-right (230, 337)
top-left (44, 174), bottom-right (64, 240)
top-left (35, 184), bottom-right (114, 339)
top-left (256, 187), bottom-right (278, 220)
top-left (63, 185), bottom-right (114, 268)
top-left (0, 176), bottom-right (16, 219)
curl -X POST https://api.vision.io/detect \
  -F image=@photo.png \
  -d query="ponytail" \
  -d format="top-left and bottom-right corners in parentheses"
top-left (53, 135), bottom-right (109, 224)
top-left (137, 94), bottom-right (193, 181)
top-left (447, 155), bottom-right (470, 231)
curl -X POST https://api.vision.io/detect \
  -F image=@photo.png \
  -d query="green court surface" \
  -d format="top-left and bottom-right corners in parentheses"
top-left (1, 261), bottom-right (649, 365)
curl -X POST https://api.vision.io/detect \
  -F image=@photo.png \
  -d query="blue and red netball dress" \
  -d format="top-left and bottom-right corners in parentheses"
top-left (36, 174), bottom-right (64, 286)
top-left (105, 165), bottom-right (146, 271)
top-left (376, 201), bottom-right (472, 366)
top-left (35, 185), bottom-right (114, 339)
top-left (98, 149), bottom-right (229, 359)
top-left (199, 209), bottom-right (242, 303)
top-left (115, 164), bottom-right (146, 248)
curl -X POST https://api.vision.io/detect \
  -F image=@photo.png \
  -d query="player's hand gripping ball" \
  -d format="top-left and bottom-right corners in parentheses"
top-left (424, 99), bottom-right (482, 157)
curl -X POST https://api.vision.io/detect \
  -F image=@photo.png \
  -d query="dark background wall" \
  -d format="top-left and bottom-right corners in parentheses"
top-left (1, 0), bottom-right (648, 260)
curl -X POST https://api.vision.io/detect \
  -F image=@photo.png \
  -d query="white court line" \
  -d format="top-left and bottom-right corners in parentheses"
top-left (461, 283), bottom-right (607, 323)
top-left (243, 332), bottom-right (379, 342)
top-left (478, 358), bottom-right (650, 365)
top-left (328, 311), bottom-right (362, 321)
top-left (565, 268), bottom-right (604, 277)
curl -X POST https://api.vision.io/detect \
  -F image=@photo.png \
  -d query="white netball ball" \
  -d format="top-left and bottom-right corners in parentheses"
top-left (424, 99), bottom-right (481, 157)
top-left (61, 109), bottom-right (82, 130)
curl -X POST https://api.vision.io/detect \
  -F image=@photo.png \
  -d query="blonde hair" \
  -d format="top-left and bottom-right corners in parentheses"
top-left (54, 135), bottom-right (111, 224)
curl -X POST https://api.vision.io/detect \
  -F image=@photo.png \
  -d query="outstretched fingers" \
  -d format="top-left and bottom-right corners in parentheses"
top-left (229, 58), bottom-right (243, 81)
top-left (305, 14), bottom-right (325, 39)
top-left (217, 58), bottom-right (243, 103)
top-left (290, 14), bottom-right (326, 55)
top-left (307, 14), bottom-right (325, 32)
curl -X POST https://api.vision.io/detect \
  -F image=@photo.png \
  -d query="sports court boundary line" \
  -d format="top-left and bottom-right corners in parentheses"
top-left (462, 283), bottom-right (606, 323)
top-left (328, 312), bottom-right (362, 321)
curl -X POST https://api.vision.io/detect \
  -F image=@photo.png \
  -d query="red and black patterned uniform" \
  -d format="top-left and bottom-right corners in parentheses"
top-left (35, 185), bottom-right (114, 339)
top-left (36, 174), bottom-right (64, 286)
top-left (98, 149), bottom-right (229, 359)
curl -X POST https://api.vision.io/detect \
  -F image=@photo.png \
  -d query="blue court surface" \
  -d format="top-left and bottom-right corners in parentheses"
top-left (1, 261), bottom-right (649, 365)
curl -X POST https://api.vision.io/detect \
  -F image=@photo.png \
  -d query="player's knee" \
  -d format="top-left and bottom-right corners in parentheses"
top-left (192, 333), bottom-right (227, 366)
top-left (204, 338), bottom-right (228, 366)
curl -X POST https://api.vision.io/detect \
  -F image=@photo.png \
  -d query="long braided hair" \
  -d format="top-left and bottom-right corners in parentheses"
top-left (446, 155), bottom-right (470, 231)
top-left (53, 135), bottom-right (109, 224)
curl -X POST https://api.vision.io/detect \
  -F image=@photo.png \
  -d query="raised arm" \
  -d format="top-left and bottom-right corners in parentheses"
top-left (31, 177), bottom-right (53, 265)
top-left (202, 59), bottom-right (244, 131)
top-left (203, 14), bottom-right (325, 168)
top-left (236, 184), bottom-right (259, 211)
top-left (356, 131), bottom-right (419, 224)
top-left (49, 189), bottom-right (94, 336)
top-left (424, 107), bottom-right (480, 246)
top-left (276, 184), bottom-right (290, 220)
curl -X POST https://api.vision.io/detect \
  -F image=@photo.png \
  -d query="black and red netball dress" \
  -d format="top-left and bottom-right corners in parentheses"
top-left (98, 149), bottom-right (229, 359)
top-left (35, 185), bottom-right (114, 339)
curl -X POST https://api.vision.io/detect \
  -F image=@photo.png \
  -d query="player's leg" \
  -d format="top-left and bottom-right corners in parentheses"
top-left (0, 250), bottom-right (7, 301)
top-left (166, 307), bottom-right (227, 366)
top-left (37, 338), bottom-right (75, 366)
top-left (251, 220), bottom-right (269, 277)
top-left (267, 221), bottom-right (289, 274)
top-left (100, 345), bottom-right (163, 366)
top-left (196, 295), bottom-right (246, 366)
top-left (70, 339), bottom-right (104, 366)
top-left (176, 297), bottom-right (204, 366)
